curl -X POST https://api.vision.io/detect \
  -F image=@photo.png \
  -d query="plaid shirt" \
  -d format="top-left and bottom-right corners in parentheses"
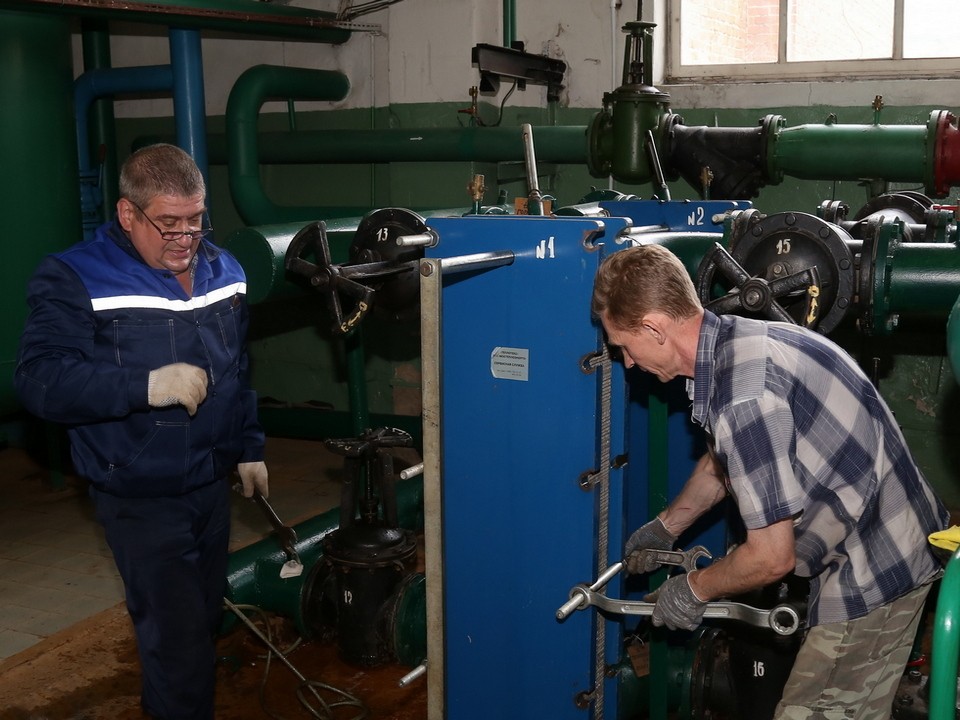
top-left (689, 311), bottom-right (947, 625)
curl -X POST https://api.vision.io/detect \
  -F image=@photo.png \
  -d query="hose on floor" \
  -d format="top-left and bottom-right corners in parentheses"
top-left (224, 598), bottom-right (369, 720)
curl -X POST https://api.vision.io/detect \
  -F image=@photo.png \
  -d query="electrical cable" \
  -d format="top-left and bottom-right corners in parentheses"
top-left (491, 81), bottom-right (517, 127)
top-left (224, 598), bottom-right (369, 720)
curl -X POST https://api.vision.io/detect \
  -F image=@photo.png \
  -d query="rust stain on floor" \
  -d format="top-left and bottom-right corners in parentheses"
top-left (0, 603), bottom-right (426, 719)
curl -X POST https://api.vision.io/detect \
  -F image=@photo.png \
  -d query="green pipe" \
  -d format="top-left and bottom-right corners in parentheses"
top-left (887, 243), bottom-right (960, 319)
top-left (344, 328), bottom-right (369, 436)
top-left (502, 0), bottom-right (516, 47)
top-left (232, 126), bottom-right (589, 165)
top-left (224, 474), bottom-right (424, 636)
top-left (640, 231), bottom-right (723, 279)
top-left (224, 207), bottom-right (483, 305)
top-left (929, 547), bottom-right (960, 720)
top-left (224, 219), bottom-right (360, 305)
top-left (947, 293), bottom-right (960, 384)
top-left (4, 0), bottom-right (352, 42)
top-left (770, 123), bottom-right (929, 183)
top-left (140, 127), bottom-right (587, 167)
top-left (226, 64), bottom-right (351, 226)
top-left (1, 11), bottom-right (81, 416)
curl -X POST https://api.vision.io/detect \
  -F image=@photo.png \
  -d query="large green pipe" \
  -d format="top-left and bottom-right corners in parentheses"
top-left (949, 295), bottom-right (960, 385)
top-left (887, 243), bottom-right (960, 319)
top-left (225, 61), bottom-right (586, 226)
top-left (226, 64), bottom-right (352, 226)
top-left (224, 207), bottom-right (482, 304)
top-left (224, 219), bottom-right (360, 305)
top-left (1, 11), bottom-right (81, 416)
top-left (229, 126), bottom-right (590, 165)
top-left (929, 547), bottom-right (960, 720)
top-left (3, 0), bottom-right (352, 42)
top-left (771, 122), bottom-right (929, 183)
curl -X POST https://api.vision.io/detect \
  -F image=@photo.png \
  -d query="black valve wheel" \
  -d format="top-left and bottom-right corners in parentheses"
top-left (696, 243), bottom-right (822, 326)
top-left (696, 211), bottom-right (856, 334)
top-left (285, 220), bottom-right (416, 335)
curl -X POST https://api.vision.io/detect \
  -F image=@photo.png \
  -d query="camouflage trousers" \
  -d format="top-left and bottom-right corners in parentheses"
top-left (773, 582), bottom-right (932, 720)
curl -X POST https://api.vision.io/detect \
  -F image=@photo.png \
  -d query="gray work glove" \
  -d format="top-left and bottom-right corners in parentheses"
top-left (147, 363), bottom-right (208, 416)
top-left (238, 461), bottom-right (269, 499)
top-left (645, 573), bottom-right (707, 631)
top-left (624, 517), bottom-right (677, 575)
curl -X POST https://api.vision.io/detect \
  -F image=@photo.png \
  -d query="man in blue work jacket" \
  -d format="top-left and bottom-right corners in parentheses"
top-left (15, 143), bottom-right (269, 719)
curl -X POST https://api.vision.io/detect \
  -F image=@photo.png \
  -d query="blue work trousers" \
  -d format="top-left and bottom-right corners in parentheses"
top-left (92, 479), bottom-right (231, 720)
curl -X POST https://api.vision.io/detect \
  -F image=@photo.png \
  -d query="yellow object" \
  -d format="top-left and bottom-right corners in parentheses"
top-left (929, 526), bottom-right (960, 552)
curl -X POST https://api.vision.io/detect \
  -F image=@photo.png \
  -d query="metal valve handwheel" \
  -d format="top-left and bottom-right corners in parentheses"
top-left (695, 210), bottom-right (856, 334)
top-left (285, 220), bottom-right (413, 335)
top-left (696, 242), bottom-right (823, 327)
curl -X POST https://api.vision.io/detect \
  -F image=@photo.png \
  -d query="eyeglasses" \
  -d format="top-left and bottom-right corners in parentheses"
top-left (130, 201), bottom-right (213, 242)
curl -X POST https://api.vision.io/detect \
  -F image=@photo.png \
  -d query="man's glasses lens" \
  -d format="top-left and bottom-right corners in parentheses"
top-left (131, 201), bottom-right (212, 241)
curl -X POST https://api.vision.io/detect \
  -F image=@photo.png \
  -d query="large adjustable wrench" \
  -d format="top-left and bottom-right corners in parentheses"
top-left (556, 562), bottom-right (803, 637)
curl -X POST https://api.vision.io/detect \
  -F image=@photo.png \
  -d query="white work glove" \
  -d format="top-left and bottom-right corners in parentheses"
top-left (238, 461), bottom-right (269, 499)
top-left (147, 363), bottom-right (208, 416)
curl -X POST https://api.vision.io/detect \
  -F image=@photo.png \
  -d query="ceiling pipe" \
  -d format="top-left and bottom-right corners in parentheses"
top-left (1, 0), bottom-right (354, 42)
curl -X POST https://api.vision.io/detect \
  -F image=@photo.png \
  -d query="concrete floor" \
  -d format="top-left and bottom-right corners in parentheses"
top-left (0, 435), bottom-right (352, 661)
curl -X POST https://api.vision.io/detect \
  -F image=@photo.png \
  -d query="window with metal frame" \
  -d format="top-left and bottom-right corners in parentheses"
top-left (666, 0), bottom-right (960, 83)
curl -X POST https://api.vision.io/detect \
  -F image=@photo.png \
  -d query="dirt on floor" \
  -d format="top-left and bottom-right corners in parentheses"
top-left (0, 603), bottom-right (426, 720)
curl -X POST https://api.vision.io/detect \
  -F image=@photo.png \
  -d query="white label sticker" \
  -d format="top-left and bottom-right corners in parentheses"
top-left (490, 346), bottom-right (529, 381)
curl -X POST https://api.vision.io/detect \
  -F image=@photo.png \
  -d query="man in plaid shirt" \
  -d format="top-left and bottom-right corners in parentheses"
top-left (592, 243), bottom-right (948, 719)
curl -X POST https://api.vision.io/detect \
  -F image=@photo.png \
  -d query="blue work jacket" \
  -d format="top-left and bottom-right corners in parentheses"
top-left (15, 219), bottom-right (264, 498)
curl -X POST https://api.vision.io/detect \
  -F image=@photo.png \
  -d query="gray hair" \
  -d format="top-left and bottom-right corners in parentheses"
top-left (118, 143), bottom-right (205, 208)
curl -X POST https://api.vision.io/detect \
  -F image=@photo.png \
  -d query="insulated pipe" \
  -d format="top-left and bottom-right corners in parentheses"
top-left (2, 0), bottom-right (353, 42)
top-left (227, 126), bottom-right (590, 165)
top-left (170, 29), bottom-right (210, 191)
top-left (224, 219), bottom-right (362, 305)
top-left (225, 63), bottom-right (588, 225)
top-left (224, 207), bottom-right (479, 304)
top-left (226, 64), bottom-right (351, 226)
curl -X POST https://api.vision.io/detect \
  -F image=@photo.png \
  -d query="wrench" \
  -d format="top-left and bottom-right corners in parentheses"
top-left (234, 482), bottom-right (302, 566)
top-left (637, 545), bottom-right (712, 573)
top-left (556, 562), bottom-right (804, 636)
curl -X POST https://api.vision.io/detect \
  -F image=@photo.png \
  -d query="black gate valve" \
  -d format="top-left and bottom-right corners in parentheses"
top-left (284, 220), bottom-right (414, 335)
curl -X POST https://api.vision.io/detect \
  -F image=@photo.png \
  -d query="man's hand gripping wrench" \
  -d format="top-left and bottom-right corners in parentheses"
top-left (556, 552), bottom-right (804, 637)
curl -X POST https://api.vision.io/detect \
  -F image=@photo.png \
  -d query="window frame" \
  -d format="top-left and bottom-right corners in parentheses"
top-left (665, 0), bottom-right (960, 84)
